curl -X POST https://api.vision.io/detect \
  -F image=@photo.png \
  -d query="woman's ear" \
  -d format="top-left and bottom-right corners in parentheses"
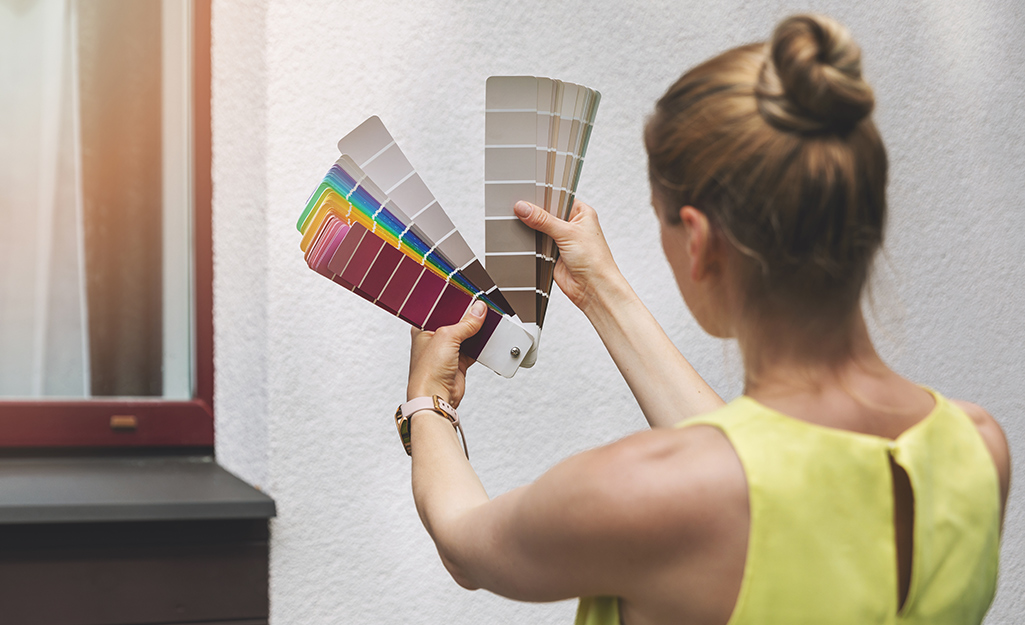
top-left (679, 206), bottom-right (718, 281)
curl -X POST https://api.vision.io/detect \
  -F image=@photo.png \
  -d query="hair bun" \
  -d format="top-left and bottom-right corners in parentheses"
top-left (756, 14), bottom-right (874, 133)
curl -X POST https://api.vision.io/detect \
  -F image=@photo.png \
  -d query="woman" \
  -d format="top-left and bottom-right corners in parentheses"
top-left (401, 14), bottom-right (1009, 625)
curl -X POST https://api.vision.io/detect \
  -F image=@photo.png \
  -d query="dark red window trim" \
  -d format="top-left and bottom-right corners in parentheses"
top-left (0, 0), bottom-right (214, 449)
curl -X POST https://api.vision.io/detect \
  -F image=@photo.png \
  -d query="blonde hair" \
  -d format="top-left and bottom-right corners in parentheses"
top-left (646, 14), bottom-right (887, 317)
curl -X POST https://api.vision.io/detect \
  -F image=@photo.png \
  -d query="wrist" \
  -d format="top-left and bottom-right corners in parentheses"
top-left (406, 385), bottom-right (450, 403)
top-left (580, 270), bottom-right (638, 318)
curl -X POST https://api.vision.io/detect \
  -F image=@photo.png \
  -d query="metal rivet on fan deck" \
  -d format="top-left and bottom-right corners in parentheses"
top-left (510, 347), bottom-right (521, 357)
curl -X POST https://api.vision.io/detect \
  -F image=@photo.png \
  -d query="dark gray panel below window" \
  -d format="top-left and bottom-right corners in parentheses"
top-left (0, 455), bottom-right (275, 524)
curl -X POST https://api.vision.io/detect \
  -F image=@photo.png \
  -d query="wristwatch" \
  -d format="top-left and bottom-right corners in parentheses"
top-left (395, 395), bottom-right (468, 459)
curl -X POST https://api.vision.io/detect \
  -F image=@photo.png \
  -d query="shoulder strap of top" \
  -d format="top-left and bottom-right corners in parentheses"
top-left (674, 396), bottom-right (761, 433)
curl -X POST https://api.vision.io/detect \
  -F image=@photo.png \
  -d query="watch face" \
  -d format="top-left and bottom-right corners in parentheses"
top-left (395, 407), bottom-right (412, 455)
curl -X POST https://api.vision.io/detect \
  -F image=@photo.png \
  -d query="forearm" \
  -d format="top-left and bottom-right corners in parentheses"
top-left (409, 410), bottom-right (490, 581)
top-left (583, 274), bottom-right (725, 428)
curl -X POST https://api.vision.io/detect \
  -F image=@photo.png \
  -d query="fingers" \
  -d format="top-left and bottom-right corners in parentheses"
top-left (514, 201), bottom-right (571, 241)
top-left (568, 199), bottom-right (593, 222)
top-left (410, 327), bottom-right (431, 349)
top-left (435, 300), bottom-right (488, 344)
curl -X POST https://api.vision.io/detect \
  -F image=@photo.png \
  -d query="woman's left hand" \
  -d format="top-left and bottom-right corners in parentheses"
top-left (407, 300), bottom-right (488, 407)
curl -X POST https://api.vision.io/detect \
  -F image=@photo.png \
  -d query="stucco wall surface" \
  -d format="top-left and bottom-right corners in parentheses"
top-left (212, 1), bottom-right (1025, 623)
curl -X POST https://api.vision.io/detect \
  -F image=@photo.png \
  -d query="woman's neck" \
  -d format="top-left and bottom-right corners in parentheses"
top-left (735, 305), bottom-right (938, 436)
top-left (737, 307), bottom-right (886, 398)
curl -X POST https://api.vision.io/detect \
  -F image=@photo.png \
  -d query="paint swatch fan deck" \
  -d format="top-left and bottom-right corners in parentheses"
top-left (485, 77), bottom-right (600, 365)
top-left (296, 77), bottom-right (599, 378)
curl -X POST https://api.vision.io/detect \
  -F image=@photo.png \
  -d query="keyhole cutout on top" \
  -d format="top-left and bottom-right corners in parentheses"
top-left (890, 455), bottom-right (915, 613)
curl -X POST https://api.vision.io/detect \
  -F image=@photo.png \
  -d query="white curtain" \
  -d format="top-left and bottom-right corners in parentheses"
top-left (0, 0), bottom-right (90, 397)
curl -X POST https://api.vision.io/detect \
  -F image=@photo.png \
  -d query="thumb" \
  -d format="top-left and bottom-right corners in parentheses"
top-left (445, 299), bottom-right (488, 343)
top-left (514, 201), bottom-right (570, 242)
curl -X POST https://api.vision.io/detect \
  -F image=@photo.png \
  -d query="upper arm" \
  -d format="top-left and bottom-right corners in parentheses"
top-left (954, 399), bottom-right (1011, 528)
top-left (434, 427), bottom-right (743, 602)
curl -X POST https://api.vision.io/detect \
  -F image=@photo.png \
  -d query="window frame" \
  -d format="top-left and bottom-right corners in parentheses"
top-left (0, 0), bottom-right (214, 449)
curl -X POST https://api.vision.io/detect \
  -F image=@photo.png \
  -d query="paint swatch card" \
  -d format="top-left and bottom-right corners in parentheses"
top-left (485, 76), bottom-right (601, 359)
top-left (484, 76), bottom-right (541, 325)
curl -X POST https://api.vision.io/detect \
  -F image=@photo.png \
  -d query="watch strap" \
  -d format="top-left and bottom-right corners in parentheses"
top-left (395, 395), bottom-right (468, 459)
top-left (400, 396), bottom-right (457, 422)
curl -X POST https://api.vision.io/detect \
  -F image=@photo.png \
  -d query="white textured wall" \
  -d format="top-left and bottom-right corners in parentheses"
top-left (212, 1), bottom-right (1025, 623)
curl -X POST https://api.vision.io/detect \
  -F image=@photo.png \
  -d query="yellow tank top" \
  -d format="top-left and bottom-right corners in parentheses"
top-left (575, 391), bottom-right (1001, 625)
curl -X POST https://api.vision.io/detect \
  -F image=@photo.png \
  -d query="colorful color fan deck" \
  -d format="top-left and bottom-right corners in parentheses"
top-left (297, 116), bottom-right (535, 378)
top-left (297, 157), bottom-right (502, 312)
top-left (297, 78), bottom-right (598, 378)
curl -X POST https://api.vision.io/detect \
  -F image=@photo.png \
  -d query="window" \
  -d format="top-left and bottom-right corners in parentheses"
top-left (0, 0), bottom-right (213, 447)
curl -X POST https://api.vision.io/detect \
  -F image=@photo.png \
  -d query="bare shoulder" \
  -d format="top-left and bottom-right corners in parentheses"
top-left (952, 399), bottom-right (1011, 519)
top-left (952, 399), bottom-right (1009, 467)
top-left (459, 425), bottom-right (749, 602)
top-left (554, 425), bottom-right (748, 543)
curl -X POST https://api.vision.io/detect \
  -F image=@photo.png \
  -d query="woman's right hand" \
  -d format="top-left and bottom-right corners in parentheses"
top-left (513, 199), bottom-right (623, 314)
top-left (516, 199), bottom-right (724, 427)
